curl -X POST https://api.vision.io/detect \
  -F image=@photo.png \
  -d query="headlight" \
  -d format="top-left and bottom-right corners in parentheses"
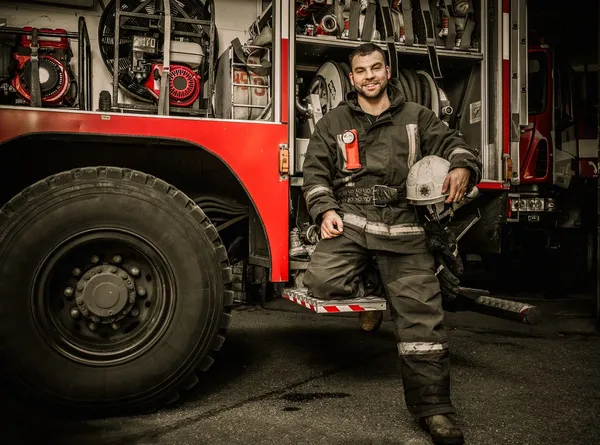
top-left (527, 198), bottom-right (544, 211)
top-left (510, 197), bottom-right (549, 212)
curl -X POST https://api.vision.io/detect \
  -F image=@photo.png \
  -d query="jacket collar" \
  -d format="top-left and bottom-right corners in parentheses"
top-left (344, 78), bottom-right (406, 114)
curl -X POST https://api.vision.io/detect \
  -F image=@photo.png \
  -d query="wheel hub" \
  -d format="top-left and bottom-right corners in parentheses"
top-left (75, 265), bottom-right (136, 323)
top-left (34, 231), bottom-right (167, 365)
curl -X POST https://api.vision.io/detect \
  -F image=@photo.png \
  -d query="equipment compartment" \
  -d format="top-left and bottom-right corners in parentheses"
top-left (0, 0), bottom-right (273, 119)
top-left (0, 18), bottom-right (93, 110)
top-left (294, 0), bottom-right (482, 59)
top-left (98, 0), bottom-right (215, 116)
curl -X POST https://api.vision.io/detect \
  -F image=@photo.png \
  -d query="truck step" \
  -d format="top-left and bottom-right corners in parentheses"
top-left (282, 288), bottom-right (387, 313)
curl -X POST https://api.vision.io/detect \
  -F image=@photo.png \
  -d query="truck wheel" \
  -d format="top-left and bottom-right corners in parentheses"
top-left (0, 167), bottom-right (233, 413)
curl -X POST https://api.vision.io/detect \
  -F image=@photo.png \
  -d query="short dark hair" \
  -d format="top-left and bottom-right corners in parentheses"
top-left (348, 43), bottom-right (388, 68)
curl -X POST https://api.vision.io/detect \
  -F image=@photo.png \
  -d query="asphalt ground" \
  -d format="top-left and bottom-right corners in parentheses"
top-left (1, 293), bottom-right (599, 445)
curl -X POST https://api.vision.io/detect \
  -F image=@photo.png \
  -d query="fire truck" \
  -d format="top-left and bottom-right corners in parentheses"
top-left (0, 0), bottom-right (592, 412)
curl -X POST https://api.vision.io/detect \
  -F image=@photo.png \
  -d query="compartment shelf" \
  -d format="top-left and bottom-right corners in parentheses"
top-left (295, 35), bottom-right (483, 69)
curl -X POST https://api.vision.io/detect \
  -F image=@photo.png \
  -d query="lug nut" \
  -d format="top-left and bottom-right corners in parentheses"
top-left (128, 295), bottom-right (136, 304)
top-left (96, 268), bottom-right (103, 274)
top-left (118, 271), bottom-right (128, 280)
top-left (109, 266), bottom-right (117, 273)
top-left (91, 255), bottom-right (100, 264)
top-left (130, 266), bottom-right (140, 277)
top-left (108, 310), bottom-right (113, 316)
top-left (137, 286), bottom-right (147, 297)
top-left (72, 268), bottom-right (81, 277)
top-left (88, 322), bottom-right (97, 331)
top-left (77, 284), bottom-right (84, 292)
top-left (111, 323), bottom-right (120, 331)
top-left (76, 297), bottom-right (84, 306)
top-left (112, 255), bottom-right (122, 264)
top-left (84, 275), bottom-right (91, 281)
top-left (70, 308), bottom-right (80, 319)
top-left (64, 287), bottom-right (74, 298)
top-left (130, 307), bottom-right (139, 317)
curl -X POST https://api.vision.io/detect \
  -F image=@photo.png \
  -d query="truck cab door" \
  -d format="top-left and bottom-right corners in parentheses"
top-left (553, 59), bottom-right (577, 189)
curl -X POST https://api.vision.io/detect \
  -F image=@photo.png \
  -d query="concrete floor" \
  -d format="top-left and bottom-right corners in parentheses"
top-left (2, 292), bottom-right (599, 445)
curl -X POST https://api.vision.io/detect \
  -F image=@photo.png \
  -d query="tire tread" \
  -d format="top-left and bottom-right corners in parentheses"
top-left (0, 166), bottom-right (235, 412)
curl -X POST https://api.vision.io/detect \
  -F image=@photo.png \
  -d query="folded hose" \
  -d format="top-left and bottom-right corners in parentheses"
top-left (396, 69), bottom-right (430, 108)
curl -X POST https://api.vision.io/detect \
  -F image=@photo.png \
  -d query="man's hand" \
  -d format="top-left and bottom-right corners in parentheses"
top-left (442, 167), bottom-right (471, 203)
top-left (321, 209), bottom-right (343, 239)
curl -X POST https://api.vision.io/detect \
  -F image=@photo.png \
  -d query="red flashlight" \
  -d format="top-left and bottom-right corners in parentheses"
top-left (343, 129), bottom-right (361, 170)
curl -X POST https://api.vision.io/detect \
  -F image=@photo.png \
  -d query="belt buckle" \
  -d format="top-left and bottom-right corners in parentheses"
top-left (372, 185), bottom-right (390, 207)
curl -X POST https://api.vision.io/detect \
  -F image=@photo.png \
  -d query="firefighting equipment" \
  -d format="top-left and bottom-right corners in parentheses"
top-left (214, 38), bottom-right (271, 120)
top-left (423, 218), bottom-right (464, 300)
top-left (406, 155), bottom-right (451, 206)
top-left (436, 0), bottom-right (476, 50)
top-left (296, 0), bottom-right (328, 20)
top-left (336, 0), bottom-right (379, 41)
top-left (98, 0), bottom-right (212, 112)
top-left (406, 155), bottom-right (465, 300)
top-left (247, 2), bottom-right (272, 41)
top-left (303, 235), bottom-right (454, 418)
top-left (315, 14), bottom-right (338, 35)
top-left (342, 129), bottom-right (361, 170)
top-left (308, 61), bottom-right (352, 115)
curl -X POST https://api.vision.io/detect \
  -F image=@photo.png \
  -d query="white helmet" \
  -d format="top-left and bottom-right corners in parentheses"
top-left (406, 155), bottom-right (450, 206)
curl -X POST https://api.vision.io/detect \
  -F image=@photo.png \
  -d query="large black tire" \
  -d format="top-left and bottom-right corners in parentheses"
top-left (0, 167), bottom-right (233, 414)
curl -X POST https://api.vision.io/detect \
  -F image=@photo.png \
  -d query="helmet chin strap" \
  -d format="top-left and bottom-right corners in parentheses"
top-left (420, 201), bottom-right (450, 223)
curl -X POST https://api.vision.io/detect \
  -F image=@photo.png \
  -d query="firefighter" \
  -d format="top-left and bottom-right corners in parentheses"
top-left (301, 42), bottom-right (481, 445)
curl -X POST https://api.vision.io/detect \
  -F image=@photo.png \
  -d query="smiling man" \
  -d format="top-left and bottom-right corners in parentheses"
top-left (301, 43), bottom-right (482, 445)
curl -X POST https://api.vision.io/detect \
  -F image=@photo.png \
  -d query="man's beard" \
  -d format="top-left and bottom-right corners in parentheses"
top-left (356, 78), bottom-right (388, 99)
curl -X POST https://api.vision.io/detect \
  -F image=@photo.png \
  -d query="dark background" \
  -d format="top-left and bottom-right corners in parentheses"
top-left (528, 0), bottom-right (598, 70)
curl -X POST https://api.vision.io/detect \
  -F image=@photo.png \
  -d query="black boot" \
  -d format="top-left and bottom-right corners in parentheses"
top-left (358, 311), bottom-right (383, 332)
top-left (419, 414), bottom-right (464, 445)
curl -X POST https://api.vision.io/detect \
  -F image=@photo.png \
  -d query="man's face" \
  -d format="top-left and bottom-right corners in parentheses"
top-left (349, 51), bottom-right (390, 99)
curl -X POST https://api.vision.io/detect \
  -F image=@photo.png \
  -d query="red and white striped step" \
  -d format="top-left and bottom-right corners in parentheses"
top-left (282, 288), bottom-right (386, 314)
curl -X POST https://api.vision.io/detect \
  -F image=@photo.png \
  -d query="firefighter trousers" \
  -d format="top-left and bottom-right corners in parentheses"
top-left (303, 235), bottom-right (455, 418)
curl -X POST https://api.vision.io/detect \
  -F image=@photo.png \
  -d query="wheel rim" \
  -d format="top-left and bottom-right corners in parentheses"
top-left (32, 229), bottom-right (176, 366)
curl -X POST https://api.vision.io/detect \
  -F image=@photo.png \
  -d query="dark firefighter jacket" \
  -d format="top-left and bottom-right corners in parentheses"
top-left (302, 79), bottom-right (482, 255)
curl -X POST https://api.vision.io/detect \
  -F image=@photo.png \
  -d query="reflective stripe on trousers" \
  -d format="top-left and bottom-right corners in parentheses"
top-left (398, 342), bottom-right (448, 355)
